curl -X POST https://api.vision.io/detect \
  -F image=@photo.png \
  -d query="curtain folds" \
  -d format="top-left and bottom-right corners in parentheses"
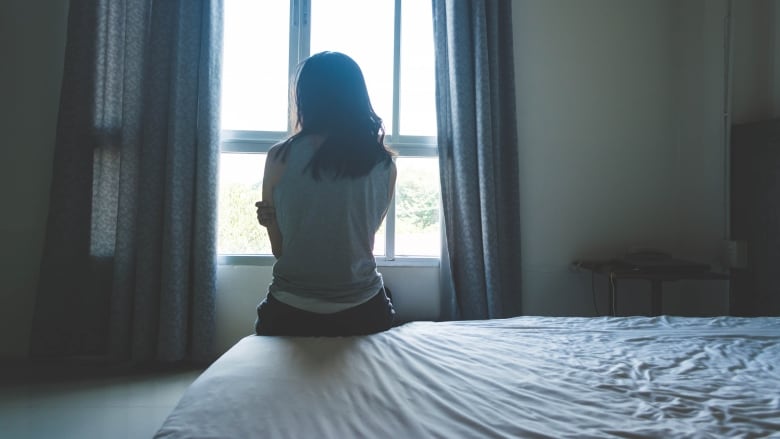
top-left (30, 0), bottom-right (222, 363)
top-left (432, 0), bottom-right (522, 320)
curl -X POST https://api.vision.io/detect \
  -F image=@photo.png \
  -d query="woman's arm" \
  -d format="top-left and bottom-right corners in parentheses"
top-left (256, 145), bottom-right (286, 259)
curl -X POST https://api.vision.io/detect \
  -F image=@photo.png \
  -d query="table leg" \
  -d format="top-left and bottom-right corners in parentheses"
top-left (650, 280), bottom-right (663, 316)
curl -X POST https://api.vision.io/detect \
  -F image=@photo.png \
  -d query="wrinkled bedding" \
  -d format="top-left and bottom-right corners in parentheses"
top-left (156, 316), bottom-right (780, 438)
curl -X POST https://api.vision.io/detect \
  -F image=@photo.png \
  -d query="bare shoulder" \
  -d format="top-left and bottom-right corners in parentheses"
top-left (263, 140), bottom-right (290, 191)
top-left (388, 158), bottom-right (397, 177)
top-left (386, 158), bottom-right (397, 194)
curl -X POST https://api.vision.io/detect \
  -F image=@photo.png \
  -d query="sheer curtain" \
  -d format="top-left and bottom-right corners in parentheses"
top-left (30, 0), bottom-right (222, 363)
top-left (433, 0), bottom-right (522, 320)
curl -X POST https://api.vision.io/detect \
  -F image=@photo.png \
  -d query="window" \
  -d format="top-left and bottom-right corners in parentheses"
top-left (218, 0), bottom-right (440, 264)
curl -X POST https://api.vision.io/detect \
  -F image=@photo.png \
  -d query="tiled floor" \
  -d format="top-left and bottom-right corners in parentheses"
top-left (0, 364), bottom-right (203, 439)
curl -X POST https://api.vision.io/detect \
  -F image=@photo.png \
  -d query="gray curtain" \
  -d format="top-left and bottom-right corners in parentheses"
top-left (433, 0), bottom-right (522, 320)
top-left (30, 0), bottom-right (222, 363)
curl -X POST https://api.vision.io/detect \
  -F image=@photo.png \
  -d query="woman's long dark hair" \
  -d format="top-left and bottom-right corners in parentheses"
top-left (276, 51), bottom-right (394, 179)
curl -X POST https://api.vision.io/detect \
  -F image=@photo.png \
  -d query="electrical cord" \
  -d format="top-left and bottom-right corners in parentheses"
top-left (609, 273), bottom-right (617, 317)
top-left (576, 260), bottom-right (608, 317)
top-left (591, 271), bottom-right (601, 316)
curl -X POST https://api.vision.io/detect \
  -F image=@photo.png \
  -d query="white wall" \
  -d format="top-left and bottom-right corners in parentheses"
top-left (512, 0), bottom-right (735, 317)
top-left (732, 0), bottom-right (778, 123)
top-left (732, 0), bottom-right (776, 123)
top-left (0, 0), bottom-right (68, 358)
top-left (774, 1), bottom-right (780, 117)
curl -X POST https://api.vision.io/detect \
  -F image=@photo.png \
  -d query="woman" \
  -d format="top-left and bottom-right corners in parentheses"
top-left (254, 51), bottom-right (397, 336)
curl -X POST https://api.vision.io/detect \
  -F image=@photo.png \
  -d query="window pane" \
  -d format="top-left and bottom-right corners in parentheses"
top-left (395, 157), bottom-right (440, 256)
top-left (218, 153), bottom-right (271, 254)
top-left (399, 0), bottom-right (436, 136)
top-left (221, 0), bottom-right (289, 131)
top-left (310, 0), bottom-right (395, 133)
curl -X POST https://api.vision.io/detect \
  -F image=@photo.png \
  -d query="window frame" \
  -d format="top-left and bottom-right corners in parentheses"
top-left (218, 0), bottom-right (439, 267)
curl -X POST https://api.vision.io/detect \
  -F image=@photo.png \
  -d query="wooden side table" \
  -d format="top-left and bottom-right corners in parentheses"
top-left (574, 261), bottom-right (730, 316)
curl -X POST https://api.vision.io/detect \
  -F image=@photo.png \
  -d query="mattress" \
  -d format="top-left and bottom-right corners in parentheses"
top-left (156, 316), bottom-right (780, 438)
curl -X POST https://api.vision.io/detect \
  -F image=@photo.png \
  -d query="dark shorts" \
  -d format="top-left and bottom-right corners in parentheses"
top-left (255, 287), bottom-right (396, 337)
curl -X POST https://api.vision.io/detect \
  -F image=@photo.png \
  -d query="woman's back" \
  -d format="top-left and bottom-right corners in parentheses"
top-left (255, 51), bottom-right (396, 335)
top-left (269, 135), bottom-right (392, 308)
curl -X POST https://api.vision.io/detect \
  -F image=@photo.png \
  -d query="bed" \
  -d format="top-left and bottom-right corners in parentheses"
top-left (155, 316), bottom-right (780, 438)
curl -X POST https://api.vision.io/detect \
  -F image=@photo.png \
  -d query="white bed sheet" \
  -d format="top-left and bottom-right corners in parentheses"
top-left (156, 316), bottom-right (780, 438)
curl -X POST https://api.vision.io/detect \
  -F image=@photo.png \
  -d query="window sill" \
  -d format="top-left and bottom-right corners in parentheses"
top-left (217, 254), bottom-right (440, 268)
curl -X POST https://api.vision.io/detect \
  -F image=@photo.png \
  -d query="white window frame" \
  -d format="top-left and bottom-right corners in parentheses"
top-left (218, 0), bottom-right (439, 267)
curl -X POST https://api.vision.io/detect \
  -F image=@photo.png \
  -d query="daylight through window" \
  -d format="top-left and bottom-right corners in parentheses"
top-left (218, 0), bottom-right (440, 262)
